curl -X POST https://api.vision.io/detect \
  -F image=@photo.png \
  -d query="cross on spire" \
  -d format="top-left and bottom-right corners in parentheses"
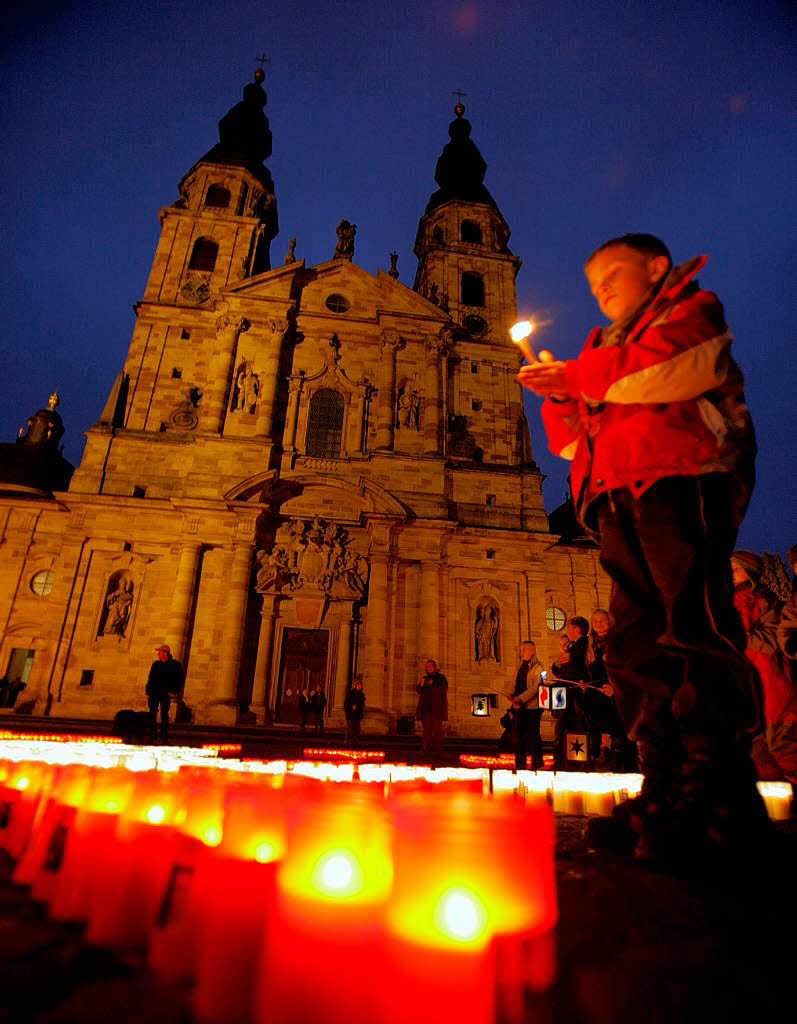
top-left (255, 54), bottom-right (271, 70)
top-left (452, 89), bottom-right (467, 103)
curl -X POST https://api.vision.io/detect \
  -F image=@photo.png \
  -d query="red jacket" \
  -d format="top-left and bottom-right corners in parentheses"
top-left (541, 255), bottom-right (755, 523)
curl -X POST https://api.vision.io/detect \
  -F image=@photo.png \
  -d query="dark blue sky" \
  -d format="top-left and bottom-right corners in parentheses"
top-left (3, 1), bottom-right (795, 557)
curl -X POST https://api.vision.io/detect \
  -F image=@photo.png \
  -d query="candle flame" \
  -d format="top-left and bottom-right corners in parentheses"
top-left (510, 320), bottom-right (535, 342)
top-left (254, 840), bottom-right (277, 863)
top-left (202, 824), bottom-right (223, 847)
top-left (313, 850), bottom-right (363, 898)
top-left (437, 888), bottom-right (487, 942)
top-left (146, 803), bottom-right (166, 825)
top-left (14, 776), bottom-right (30, 791)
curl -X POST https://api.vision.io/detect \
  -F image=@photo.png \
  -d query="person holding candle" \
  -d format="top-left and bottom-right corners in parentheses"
top-left (517, 233), bottom-right (767, 867)
top-left (510, 641), bottom-right (545, 771)
top-left (416, 659), bottom-right (448, 761)
top-left (145, 644), bottom-right (184, 743)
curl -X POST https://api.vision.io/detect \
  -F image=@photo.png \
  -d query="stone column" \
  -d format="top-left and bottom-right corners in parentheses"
top-left (374, 330), bottom-right (403, 450)
top-left (250, 593), bottom-right (277, 721)
top-left (256, 315), bottom-right (289, 439)
top-left (418, 560), bottom-right (440, 661)
top-left (167, 542), bottom-right (202, 664)
top-left (335, 614), bottom-right (354, 710)
top-left (281, 371), bottom-right (304, 466)
top-left (211, 543), bottom-right (253, 723)
top-left (206, 315), bottom-right (250, 433)
top-left (423, 332), bottom-right (450, 456)
top-left (362, 553), bottom-right (390, 712)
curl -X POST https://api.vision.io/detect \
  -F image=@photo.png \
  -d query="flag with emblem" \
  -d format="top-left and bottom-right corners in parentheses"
top-left (552, 686), bottom-right (566, 709)
top-left (538, 685), bottom-right (550, 709)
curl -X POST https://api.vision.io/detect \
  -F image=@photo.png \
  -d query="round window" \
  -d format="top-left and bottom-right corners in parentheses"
top-left (30, 570), bottom-right (55, 597)
top-left (325, 293), bottom-right (350, 314)
top-left (545, 606), bottom-right (566, 632)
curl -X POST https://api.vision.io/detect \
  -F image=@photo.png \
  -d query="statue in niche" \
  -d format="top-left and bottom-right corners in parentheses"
top-left (100, 572), bottom-right (134, 637)
top-left (396, 375), bottom-right (421, 429)
top-left (474, 600), bottom-right (500, 663)
top-left (334, 219), bottom-right (356, 260)
top-left (232, 359), bottom-right (259, 413)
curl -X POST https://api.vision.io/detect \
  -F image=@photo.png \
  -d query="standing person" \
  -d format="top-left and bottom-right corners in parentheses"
top-left (344, 675), bottom-right (366, 744)
top-left (416, 659), bottom-right (448, 761)
top-left (510, 641), bottom-right (545, 771)
top-left (551, 616), bottom-right (590, 757)
top-left (309, 685), bottom-right (326, 736)
top-left (518, 233), bottom-right (764, 866)
top-left (145, 644), bottom-right (184, 743)
top-left (584, 610), bottom-right (632, 769)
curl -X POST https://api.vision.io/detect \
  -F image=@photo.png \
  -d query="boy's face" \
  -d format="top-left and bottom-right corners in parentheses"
top-left (585, 245), bottom-right (669, 322)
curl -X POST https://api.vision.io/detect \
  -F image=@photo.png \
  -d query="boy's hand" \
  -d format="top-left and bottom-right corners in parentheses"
top-left (517, 361), bottom-right (569, 399)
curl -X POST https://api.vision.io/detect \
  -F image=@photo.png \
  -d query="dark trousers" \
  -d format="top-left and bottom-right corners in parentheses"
top-left (345, 717), bottom-right (362, 743)
top-left (148, 694), bottom-right (170, 741)
top-left (594, 474), bottom-right (761, 791)
top-left (421, 714), bottom-right (444, 757)
top-left (514, 708), bottom-right (544, 770)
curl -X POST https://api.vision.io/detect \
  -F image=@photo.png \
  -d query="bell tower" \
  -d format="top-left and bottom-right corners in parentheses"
top-left (413, 100), bottom-right (521, 345)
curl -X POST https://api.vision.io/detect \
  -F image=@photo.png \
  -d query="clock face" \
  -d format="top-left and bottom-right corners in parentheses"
top-left (30, 570), bottom-right (54, 597)
top-left (463, 314), bottom-right (487, 337)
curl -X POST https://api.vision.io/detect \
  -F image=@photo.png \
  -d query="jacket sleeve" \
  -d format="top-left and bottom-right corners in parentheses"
top-left (541, 396), bottom-right (581, 461)
top-left (564, 292), bottom-right (731, 406)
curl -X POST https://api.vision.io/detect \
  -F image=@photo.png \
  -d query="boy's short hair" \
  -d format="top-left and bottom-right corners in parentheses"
top-left (586, 233), bottom-right (672, 270)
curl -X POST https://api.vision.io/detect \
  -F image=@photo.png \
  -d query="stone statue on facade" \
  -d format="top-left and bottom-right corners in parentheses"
top-left (474, 601), bottom-right (500, 662)
top-left (285, 237), bottom-right (297, 263)
top-left (396, 376), bottom-right (421, 429)
top-left (232, 359), bottom-right (259, 413)
top-left (334, 220), bottom-right (356, 260)
top-left (100, 573), bottom-right (134, 637)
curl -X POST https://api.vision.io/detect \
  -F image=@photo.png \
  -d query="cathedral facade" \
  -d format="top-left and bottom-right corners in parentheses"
top-left (0, 73), bottom-right (609, 735)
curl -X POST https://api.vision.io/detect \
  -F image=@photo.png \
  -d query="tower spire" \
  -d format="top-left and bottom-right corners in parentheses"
top-left (425, 99), bottom-right (495, 214)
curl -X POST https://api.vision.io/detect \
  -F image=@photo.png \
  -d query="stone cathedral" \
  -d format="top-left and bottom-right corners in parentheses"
top-left (0, 71), bottom-right (609, 736)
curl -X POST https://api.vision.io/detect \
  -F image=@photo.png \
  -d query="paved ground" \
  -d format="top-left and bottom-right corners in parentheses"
top-left (0, 717), bottom-right (793, 1023)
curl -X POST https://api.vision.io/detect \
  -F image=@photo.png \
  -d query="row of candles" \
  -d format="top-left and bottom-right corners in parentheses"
top-left (0, 738), bottom-right (792, 1024)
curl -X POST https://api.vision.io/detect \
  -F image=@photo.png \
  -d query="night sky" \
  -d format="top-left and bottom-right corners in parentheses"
top-left (3, 1), bottom-right (795, 559)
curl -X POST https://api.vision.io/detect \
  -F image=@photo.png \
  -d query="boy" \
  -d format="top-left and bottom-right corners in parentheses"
top-left (518, 234), bottom-right (765, 864)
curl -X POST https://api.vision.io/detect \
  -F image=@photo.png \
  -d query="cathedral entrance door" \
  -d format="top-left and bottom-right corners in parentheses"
top-left (275, 628), bottom-right (329, 724)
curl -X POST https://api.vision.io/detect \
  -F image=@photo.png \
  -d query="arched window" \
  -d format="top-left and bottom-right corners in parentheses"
top-left (205, 185), bottom-right (231, 209)
top-left (306, 389), bottom-right (344, 458)
top-left (188, 238), bottom-right (219, 272)
top-left (461, 271), bottom-right (485, 307)
top-left (461, 220), bottom-right (482, 244)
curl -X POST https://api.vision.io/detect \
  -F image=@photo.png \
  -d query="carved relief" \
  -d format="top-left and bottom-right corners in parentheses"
top-left (180, 275), bottom-right (210, 305)
top-left (474, 597), bottom-right (500, 663)
top-left (255, 517), bottom-right (369, 598)
top-left (170, 386), bottom-right (202, 429)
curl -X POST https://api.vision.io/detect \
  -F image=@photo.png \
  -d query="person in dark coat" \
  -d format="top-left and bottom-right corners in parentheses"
top-left (510, 641), bottom-right (545, 770)
top-left (416, 659), bottom-right (448, 759)
top-left (145, 644), bottom-right (184, 742)
top-left (308, 685), bottom-right (326, 736)
top-left (298, 689), bottom-right (310, 732)
top-left (344, 675), bottom-right (366, 744)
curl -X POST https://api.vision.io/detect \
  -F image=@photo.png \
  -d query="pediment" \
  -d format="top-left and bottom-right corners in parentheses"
top-left (222, 260), bottom-right (305, 302)
top-left (224, 471), bottom-right (407, 519)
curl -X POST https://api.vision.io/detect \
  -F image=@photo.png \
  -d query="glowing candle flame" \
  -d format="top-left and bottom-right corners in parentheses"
top-left (146, 803), bottom-right (166, 825)
top-left (254, 841), bottom-right (277, 864)
top-left (14, 776), bottom-right (30, 791)
top-left (509, 320), bottom-right (537, 362)
top-left (436, 888), bottom-right (487, 943)
top-left (313, 850), bottom-right (363, 898)
top-left (203, 824), bottom-right (222, 847)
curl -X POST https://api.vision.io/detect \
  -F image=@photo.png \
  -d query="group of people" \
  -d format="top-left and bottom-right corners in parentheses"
top-left (502, 612), bottom-right (632, 772)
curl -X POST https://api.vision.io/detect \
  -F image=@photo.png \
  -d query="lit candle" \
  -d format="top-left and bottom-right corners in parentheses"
top-left (258, 785), bottom-right (393, 1024)
top-left (191, 781), bottom-right (286, 1024)
top-left (757, 781), bottom-right (793, 820)
top-left (384, 792), bottom-right (557, 1024)
top-left (509, 320), bottom-right (537, 363)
